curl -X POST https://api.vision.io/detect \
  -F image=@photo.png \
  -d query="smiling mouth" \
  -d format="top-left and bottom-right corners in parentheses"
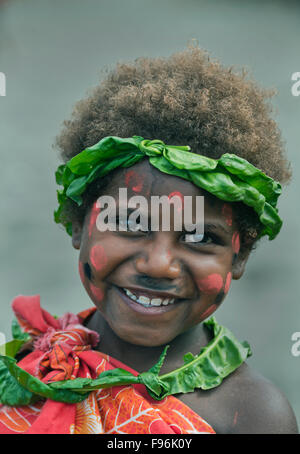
top-left (117, 286), bottom-right (184, 308)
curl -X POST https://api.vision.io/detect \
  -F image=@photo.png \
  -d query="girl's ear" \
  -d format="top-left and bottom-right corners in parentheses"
top-left (72, 221), bottom-right (83, 250)
top-left (232, 248), bottom-right (251, 280)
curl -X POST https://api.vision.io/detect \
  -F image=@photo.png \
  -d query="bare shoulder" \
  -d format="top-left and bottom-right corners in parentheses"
top-left (215, 362), bottom-right (299, 434)
top-left (181, 362), bottom-right (299, 434)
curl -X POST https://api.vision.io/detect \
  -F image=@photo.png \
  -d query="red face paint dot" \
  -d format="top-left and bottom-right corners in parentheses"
top-left (232, 232), bottom-right (240, 254)
top-left (197, 274), bottom-right (223, 294)
top-left (224, 272), bottom-right (232, 293)
top-left (222, 203), bottom-right (233, 227)
top-left (89, 283), bottom-right (104, 302)
top-left (90, 244), bottom-right (107, 272)
top-left (78, 261), bottom-right (85, 283)
top-left (125, 170), bottom-right (144, 193)
top-left (168, 191), bottom-right (184, 214)
top-left (88, 201), bottom-right (101, 237)
top-left (201, 304), bottom-right (218, 320)
top-left (168, 191), bottom-right (184, 203)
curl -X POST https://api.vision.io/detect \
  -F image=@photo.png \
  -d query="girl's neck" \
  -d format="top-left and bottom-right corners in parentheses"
top-left (86, 310), bottom-right (212, 374)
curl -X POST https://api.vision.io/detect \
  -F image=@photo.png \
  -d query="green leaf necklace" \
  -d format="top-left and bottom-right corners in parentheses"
top-left (0, 317), bottom-right (251, 406)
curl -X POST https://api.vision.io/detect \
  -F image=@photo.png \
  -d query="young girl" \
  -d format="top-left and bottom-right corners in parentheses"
top-left (0, 45), bottom-right (298, 434)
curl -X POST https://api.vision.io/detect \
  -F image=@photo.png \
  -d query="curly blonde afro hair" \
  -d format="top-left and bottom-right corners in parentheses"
top-left (55, 44), bottom-right (291, 251)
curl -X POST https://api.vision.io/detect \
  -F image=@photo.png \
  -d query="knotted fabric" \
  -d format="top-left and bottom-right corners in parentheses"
top-left (0, 295), bottom-right (215, 434)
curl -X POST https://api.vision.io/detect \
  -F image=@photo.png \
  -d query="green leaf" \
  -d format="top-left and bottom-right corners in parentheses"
top-left (49, 368), bottom-right (139, 392)
top-left (164, 147), bottom-right (217, 171)
top-left (55, 164), bottom-right (65, 185)
top-left (0, 356), bottom-right (89, 405)
top-left (138, 372), bottom-right (169, 399)
top-left (54, 135), bottom-right (283, 240)
top-left (0, 359), bottom-right (34, 406)
top-left (0, 318), bottom-right (252, 405)
top-left (149, 156), bottom-right (190, 181)
top-left (147, 345), bottom-right (169, 375)
top-left (0, 319), bottom-right (33, 359)
top-left (148, 317), bottom-right (252, 400)
top-left (66, 222), bottom-right (73, 236)
top-left (2, 340), bottom-right (25, 359)
top-left (11, 319), bottom-right (31, 343)
top-left (218, 154), bottom-right (282, 206)
top-left (183, 352), bottom-right (196, 364)
top-left (67, 136), bottom-right (143, 175)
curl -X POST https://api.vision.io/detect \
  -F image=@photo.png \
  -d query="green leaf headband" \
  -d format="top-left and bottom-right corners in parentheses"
top-left (54, 135), bottom-right (283, 240)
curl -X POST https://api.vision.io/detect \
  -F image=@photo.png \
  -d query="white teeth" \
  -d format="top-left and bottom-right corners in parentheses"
top-left (125, 289), bottom-right (137, 300)
top-left (151, 298), bottom-right (163, 306)
top-left (123, 288), bottom-right (175, 307)
top-left (138, 296), bottom-right (150, 305)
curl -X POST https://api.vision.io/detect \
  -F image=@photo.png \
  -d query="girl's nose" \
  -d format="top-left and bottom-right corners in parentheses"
top-left (134, 235), bottom-right (181, 279)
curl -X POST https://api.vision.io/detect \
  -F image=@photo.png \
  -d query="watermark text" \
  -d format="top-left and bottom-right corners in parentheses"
top-left (291, 72), bottom-right (300, 96)
top-left (291, 332), bottom-right (300, 357)
top-left (95, 188), bottom-right (204, 242)
top-left (0, 72), bottom-right (6, 96)
top-left (0, 332), bottom-right (6, 355)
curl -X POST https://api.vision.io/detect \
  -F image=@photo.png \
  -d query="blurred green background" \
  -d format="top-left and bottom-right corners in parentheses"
top-left (0, 0), bottom-right (299, 428)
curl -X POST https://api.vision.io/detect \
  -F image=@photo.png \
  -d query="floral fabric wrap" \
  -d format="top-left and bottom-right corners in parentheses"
top-left (0, 295), bottom-right (215, 434)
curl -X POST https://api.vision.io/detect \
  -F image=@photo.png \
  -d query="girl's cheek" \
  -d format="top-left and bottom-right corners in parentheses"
top-left (201, 304), bottom-right (218, 320)
top-left (89, 283), bottom-right (104, 302)
top-left (198, 272), bottom-right (232, 320)
top-left (78, 260), bottom-right (105, 303)
top-left (88, 201), bottom-right (101, 237)
top-left (79, 260), bottom-right (94, 284)
top-left (197, 273), bottom-right (224, 294)
top-left (90, 244), bottom-right (108, 273)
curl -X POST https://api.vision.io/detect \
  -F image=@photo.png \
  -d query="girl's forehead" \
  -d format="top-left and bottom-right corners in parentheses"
top-left (101, 159), bottom-right (229, 222)
top-left (107, 159), bottom-right (207, 199)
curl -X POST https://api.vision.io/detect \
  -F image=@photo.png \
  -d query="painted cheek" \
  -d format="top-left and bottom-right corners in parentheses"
top-left (83, 262), bottom-right (92, 281)
top-left (90, 244), bottom-right (108, 273)
top-left (232, 232), bottom-right (240, 254)
top-left (197, 274), bottom-right (223, 294)
top-left (222, 203), bottom-right (233, 227)
top-left (89, 283), bottom-right (104, 302)
top-left (125, 170), bottom-right (144, 193)
top-left (201, 304), bottom-right (218, 320)
top-left (224, 272), bottom-right (232, 293)
top-left (89, 201), bottom-right (101, 237)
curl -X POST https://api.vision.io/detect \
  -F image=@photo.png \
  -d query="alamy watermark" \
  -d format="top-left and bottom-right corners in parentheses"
top-left (291, 332), bottom-right (300, 357)
top-left (0, 72), bottom-right (6, 96)
top-left (291, 72), bottom-right (300, 96)
top-left (95, 188), bottom-right (204, 242)
top-left (0, 332), bottom-right (6, 355)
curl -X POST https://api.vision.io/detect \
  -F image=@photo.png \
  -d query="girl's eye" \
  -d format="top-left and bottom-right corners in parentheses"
top-left (115, 216), bottom-right (148, 234)
top-left (181, 231), bottom-right (220, 245)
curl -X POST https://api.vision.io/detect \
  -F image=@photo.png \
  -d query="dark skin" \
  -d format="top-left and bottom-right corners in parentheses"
top-left (72, 160), bottom-right (298, 434)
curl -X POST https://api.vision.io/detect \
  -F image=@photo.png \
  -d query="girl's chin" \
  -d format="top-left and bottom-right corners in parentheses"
top-left (109, 323), bottom-right (180, 347)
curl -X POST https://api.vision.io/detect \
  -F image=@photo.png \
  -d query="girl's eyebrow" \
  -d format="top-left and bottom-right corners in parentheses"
top-left (204, 222), bottom-right (231, 235)
top-left (183, 222), bottom-right (231, 235)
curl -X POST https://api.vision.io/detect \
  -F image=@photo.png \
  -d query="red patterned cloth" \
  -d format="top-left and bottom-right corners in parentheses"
top-left (0, 295), bottom-right (215, 434)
